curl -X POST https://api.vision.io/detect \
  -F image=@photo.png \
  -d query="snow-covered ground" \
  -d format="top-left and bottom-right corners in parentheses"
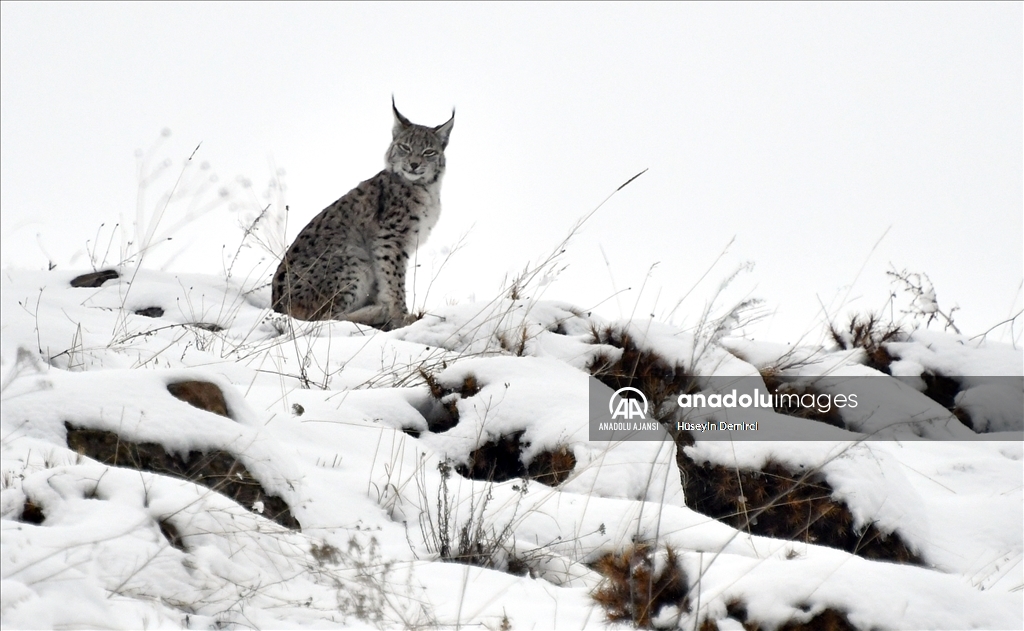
top-left (1, 266), bottom-right (1021, 630)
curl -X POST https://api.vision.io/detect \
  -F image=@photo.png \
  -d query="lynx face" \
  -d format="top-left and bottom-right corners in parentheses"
top-left (385, 102), bottom-right (454, 184)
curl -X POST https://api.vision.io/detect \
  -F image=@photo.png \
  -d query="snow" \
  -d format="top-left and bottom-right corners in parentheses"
top-left (1, 265), bottom-right (1021, 629)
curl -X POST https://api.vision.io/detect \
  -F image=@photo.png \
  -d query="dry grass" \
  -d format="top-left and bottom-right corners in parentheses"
top-left (759, 369), bottom-right (845, 429)
top-left (526, 445), bottom-right (576, 487)
top-left (591, 541), bottom-right (689, 629)
top-left (673, 453), bottom-right (920, 564)
top-left (828, 312), bottom-right (904, 374)
top-left (455, 432), bottom-right (577, 487)
top-left (725, 600), bottom-right (860, 631)
top-left (418, 370), bottom-right (480, 432)
top-left (19, 498), bottom-right (46, 525)
top-left (588, 327), bottom-right (696, 420)
top-left (421, 459), bottom-right (520, 572)
top-left (64, 422), bottom-right (299, 529)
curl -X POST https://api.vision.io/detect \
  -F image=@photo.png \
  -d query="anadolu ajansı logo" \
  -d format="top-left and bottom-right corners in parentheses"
top-left (609, 387), bottom-right (649, 421)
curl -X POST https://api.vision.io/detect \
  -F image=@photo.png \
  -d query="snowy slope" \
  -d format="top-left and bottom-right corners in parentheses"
top-left (1, 267), bottom-right (1021, 630)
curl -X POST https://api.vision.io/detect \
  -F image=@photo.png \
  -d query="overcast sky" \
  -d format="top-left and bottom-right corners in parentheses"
top-left (2, 3), bottom-right (1021, 345)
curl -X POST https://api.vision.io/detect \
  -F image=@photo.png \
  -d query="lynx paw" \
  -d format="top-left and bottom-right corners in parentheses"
top-left (339, 304), bottom-right (411, 331)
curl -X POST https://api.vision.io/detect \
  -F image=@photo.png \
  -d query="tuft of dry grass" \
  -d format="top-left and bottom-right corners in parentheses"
top-left (64, 422), bottom-right (299, 529)
top-left (588, 327), bottom-right (695, 420)
top-left (310, 541), bottom-right (342, 566)
top-left (759, 369), bottom-right (845, 429)
top-left (419, 370), bottom-right (481, 432)
top-left (919, 372), bottom-right (975, 429)
top-left (725, 599), bottom-right (860, 631)
top-left (673, 452), bottom-right (920, 564)
top-left (19, 498), bottom-right (45, 525)
top-left (424, 459), bottom-right (520, 571)
top-left (457, 432), bottom-right (528, 482)
top-left (591, 541), bottom-right (689, 629)
top-left (828, 312), bottom-right (904, 374)
top-left (526, 445), bottom-right (576, 487)
top-left (455, 432), bottom-right (576, 487)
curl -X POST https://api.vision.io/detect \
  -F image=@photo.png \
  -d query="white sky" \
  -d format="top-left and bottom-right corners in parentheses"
top-left (2, 3), bottom-right (1021, 344)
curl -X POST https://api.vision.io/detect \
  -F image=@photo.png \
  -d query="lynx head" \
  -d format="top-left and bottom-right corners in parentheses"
top-left (386, 99), bottom-right (454, 185)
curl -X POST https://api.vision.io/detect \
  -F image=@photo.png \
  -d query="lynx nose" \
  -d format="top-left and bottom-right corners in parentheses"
top-left (409, 162), bottom-right (420, 170)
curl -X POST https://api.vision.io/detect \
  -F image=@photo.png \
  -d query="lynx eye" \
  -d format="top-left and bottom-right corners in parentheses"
top-left (422, 149), bottom-right (438, 161)
top-left (396, 143), bottom-right (411, 154)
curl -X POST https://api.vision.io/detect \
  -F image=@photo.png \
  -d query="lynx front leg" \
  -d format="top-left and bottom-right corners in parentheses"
top-left (371, 236), bottom-right (410, 329)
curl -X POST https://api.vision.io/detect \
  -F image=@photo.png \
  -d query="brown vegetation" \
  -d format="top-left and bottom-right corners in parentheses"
top-left (167, 380), bottom-right (231, 418)
top-left (65, 422), bottom-right (299, 529)
top-left (591, 541), bottom-right (689, 629)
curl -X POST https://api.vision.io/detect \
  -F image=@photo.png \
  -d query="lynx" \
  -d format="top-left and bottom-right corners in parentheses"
top-left (271, 100), bottom-right (454, 330)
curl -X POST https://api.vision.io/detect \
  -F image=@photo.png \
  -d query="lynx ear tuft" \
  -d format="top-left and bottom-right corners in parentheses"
top-left (392, 96), bottom-right (414, 137)
top-left (433, 108), bottom-right (455, 149)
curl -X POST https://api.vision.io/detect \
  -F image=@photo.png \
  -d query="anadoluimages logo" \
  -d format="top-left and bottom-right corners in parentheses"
top-left (609, 387), bottom-right (649, 420)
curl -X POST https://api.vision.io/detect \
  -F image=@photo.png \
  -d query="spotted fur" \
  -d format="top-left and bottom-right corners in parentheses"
top-left (271, 101), bottom-right (454, 329)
